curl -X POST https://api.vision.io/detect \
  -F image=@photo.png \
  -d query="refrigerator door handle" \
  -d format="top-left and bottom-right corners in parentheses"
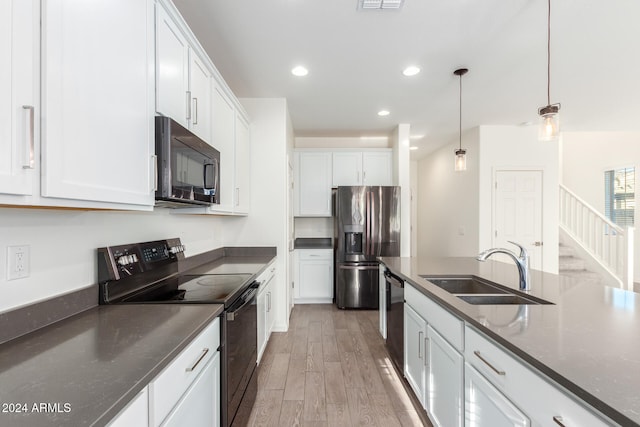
top-left (365, 191), bottom-right (371, 255)
top-left (339, 264), bottom-right (379, 270)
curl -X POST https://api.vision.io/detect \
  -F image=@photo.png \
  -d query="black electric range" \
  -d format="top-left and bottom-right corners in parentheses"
top-left (97, 238), bottom-right (258, 427)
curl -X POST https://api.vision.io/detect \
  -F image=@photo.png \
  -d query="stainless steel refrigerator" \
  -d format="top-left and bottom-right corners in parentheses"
top-left (335, 186), bottom-right (400, 309)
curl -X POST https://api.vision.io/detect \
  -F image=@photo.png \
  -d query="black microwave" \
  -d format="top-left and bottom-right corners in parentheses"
top-left (155, 116), bottom-right (220, 207)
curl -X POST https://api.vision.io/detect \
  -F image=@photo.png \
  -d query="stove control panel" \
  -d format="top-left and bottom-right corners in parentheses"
top-left (97, 238), bottom-right (185, 283)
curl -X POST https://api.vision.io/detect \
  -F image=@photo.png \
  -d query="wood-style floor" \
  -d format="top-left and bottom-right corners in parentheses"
top-left (245, 304), bottom-right (431, 427)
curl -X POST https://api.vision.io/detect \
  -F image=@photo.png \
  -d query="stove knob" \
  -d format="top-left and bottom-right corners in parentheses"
top-left (128, 255), bottom-right (136, 264)
top-left (117, 256), bottom-right (129, 266)
top-left (131, 254), bottom-right (138, 263)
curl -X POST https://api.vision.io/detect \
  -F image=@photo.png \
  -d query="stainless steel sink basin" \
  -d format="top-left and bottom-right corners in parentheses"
top-left (420, 275), bottom-right (553, 305)
top-left (421, 276), bottom-right (508, 295)
top-left (456, 294), bottom-right (551, 305)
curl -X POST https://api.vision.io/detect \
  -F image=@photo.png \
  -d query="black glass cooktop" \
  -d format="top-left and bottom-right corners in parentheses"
top-left (121, 273), bottom-right (254, 307)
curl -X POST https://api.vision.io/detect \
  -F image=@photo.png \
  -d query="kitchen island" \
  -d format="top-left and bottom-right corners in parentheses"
top-left (380, 256), bottom-right (640, 427)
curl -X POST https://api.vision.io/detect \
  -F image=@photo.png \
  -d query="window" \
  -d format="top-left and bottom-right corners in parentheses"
top-left (605, 167), bottom-right (635, 227)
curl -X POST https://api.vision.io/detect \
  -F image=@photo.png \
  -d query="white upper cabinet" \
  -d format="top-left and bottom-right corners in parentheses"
top-left (362, 151), bottom-right (393, 185)
top-left (332, 150), bottom-right (392, 187)
top-left (155, 2), bottom-right (189, 129)
top-left (234, 112), bottom-right (251, 214)
top-left (40, 0), bottom-right (154, 207)
top-left (0, 0), bottom-right (38, 199)
top-left (211, 85), bottom-right (236, 213)
top-left (188, 51), bottom-right (213, 143)
top-left (294, 151), bottom-right (333, 217)
top-left (332, 152), bottom-right (362, 187)
top-left (156, 1), bottom-right (213, 144)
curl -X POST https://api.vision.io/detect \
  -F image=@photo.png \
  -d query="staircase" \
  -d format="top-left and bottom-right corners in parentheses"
top-left (559, 184), bottom-right (634, 290)
top-left (558, 242), bottom-right (605, 286)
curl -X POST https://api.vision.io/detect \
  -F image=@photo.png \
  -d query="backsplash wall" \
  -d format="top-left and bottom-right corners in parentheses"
top-left (0, 207), bottom-right (227, 314)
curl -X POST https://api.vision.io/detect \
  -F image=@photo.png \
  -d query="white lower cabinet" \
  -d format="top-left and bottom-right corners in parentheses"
top-left (404, 303), bottom-right (427, 406)
top-left (161, 354), bottom-right (220, 427)
top-left (405, 284), bottom-right (463, 427)
top-left (465, 362), bottom-right (529, 427)
top-left (107, 387), bottom-right (149, 427)
top-left (150, 317), bottom-right (220, 426)
top-left (427, 325), bottom-right (464, 427)
top-left (294, 249), bottom-right (333, 303)
top-left (257, 262), bottom-right (277, 363)
top-left (465, 326), bottom-right (611, 427)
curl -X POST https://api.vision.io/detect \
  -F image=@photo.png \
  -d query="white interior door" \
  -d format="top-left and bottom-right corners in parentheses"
top-left (493, 170), bottom-right (543, 271)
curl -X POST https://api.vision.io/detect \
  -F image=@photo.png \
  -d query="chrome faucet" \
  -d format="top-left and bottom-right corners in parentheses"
top-left (476, 241), bottom-right (531, 291)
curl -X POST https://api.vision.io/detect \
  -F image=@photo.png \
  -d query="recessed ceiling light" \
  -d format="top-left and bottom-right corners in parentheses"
top-left (403, 66), bottom-right (421, 77)
top-left (378, 110), bottom-right (390, 117)
top-left (291, 66), bottom-right (308, 77)
top-left (410, 146), bottom-right (419, 151)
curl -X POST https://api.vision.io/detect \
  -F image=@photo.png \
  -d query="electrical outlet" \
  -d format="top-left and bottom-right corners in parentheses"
top-left (7, 245), bottom-right (30, 280)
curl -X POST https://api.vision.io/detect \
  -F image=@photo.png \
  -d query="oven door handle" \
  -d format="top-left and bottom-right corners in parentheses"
top-left (226, 288), bottom-right (257, 321)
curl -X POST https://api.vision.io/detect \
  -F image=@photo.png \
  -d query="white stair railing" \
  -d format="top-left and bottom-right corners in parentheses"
top-left (559, 185), bottom-right (634, 290)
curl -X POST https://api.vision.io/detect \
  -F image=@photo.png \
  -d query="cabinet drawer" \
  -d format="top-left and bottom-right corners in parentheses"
top-left (405, 284), bottom-right (464, 351)
top-left (256, 260), bottom-right (276, 286)
top-left (465, 326), bottom-right (517, 393)
top-left (465, 326), bottom-right (612, 427)
top-left (151, 318), bottom-right (220, 426)
top-left (298, 249), bottom-right (332, 260)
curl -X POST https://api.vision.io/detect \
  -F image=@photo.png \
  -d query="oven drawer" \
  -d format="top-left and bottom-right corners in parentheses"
top-left (150, 317), bottom-right (220, 426)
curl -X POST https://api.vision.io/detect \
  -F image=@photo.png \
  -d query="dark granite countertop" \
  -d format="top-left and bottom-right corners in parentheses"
top-left (0, 304), bottom-right (222, 427)
top-left (294, 238), bottom-right (333, 249)
top-left (379, 256), bottom-right (640, 427)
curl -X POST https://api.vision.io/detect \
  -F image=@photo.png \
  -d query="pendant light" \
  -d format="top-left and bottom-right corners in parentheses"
top-left (538, 0), bottom-right (560, 141)
top-left (454, 68), bottom-right (468, 172)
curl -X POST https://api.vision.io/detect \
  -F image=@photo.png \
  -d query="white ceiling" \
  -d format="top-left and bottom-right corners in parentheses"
top-left (173, 0), bottom-right (640, 158)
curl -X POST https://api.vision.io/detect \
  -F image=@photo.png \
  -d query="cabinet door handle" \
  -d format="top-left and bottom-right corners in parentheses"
top-left (418, 331), bottom-right (423, 358)
top-left (267, 292), bottom-right (271, 311)
top-left (552, 416), bottom-right (566, 427)
top-left (235, 187), bottom-right (240, 206)
top-left (22, 105), bottom-right (35, 169)
top-left (192, 97), bottom-right (198, 124)
top-left (185, 348), bottom-right (209, 372)
top-left (473, 350), bottom-right (505, 376)
top-left (363, 171), bottom-right (366, 183)
top-left (186, 91), bottom-right (192, 120)
top-left (424, 337), bottom-right (429, 367)
top-left (152, 155), bottom-right (158, 191)
top-left (357, 171), bottom-right (360, 183)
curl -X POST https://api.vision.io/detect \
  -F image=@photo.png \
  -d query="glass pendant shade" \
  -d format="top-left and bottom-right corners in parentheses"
top-left (538, 104), bottom-right (560, 141)
top-left (454, 148), bottom-right (467, 171)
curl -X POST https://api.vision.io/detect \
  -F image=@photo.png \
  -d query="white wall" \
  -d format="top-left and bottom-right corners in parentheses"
top-left (223, 98), bottom-right (291, 331)
top-left (295, 136), bottom-right (388, 149)
top-left (0, 208), bottom-right (226, 313)
top-left (416, 125), bottom-right (559, 274)
top-left (417, 128), bottom-right (481, 258)
top-left (294, 218), bottom-right (333, 238)
top-left (478, 125), bottom-right (559, 273)
top-left (391, 124), bottom-right (412, 257)
top-left (562, 131), bottom-right (640, 280)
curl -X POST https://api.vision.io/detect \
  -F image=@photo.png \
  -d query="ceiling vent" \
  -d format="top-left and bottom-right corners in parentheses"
top-left (359, 0), bottom-right (404, 10)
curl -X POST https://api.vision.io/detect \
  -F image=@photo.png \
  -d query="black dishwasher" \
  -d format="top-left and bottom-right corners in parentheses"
top-left (385, 270), bottom-right (404, 371)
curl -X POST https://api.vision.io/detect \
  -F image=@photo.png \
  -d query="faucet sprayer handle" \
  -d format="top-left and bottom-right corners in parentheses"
top-left (507, 241), bottom-right (529, 260)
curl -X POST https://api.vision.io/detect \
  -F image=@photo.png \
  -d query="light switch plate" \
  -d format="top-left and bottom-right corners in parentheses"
top-left (7, 245), bottom-right (30, 280)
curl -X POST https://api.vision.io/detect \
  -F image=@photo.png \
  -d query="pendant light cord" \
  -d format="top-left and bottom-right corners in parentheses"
top-left (459, 73), bottom-right (462, 150)
top-left (547, 0), bottom-right (551, 106)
